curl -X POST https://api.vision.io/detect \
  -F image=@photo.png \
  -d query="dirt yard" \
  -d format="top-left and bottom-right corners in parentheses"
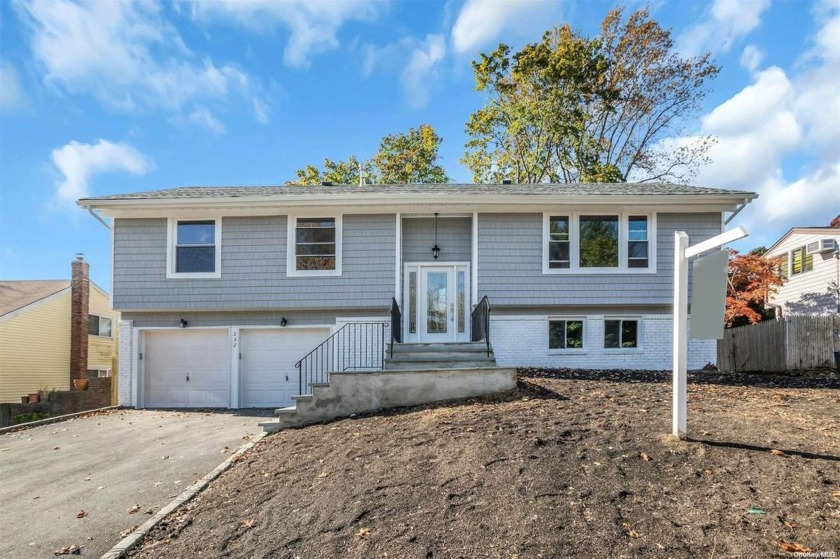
top-left (132, 370), bottom-right (840, 558)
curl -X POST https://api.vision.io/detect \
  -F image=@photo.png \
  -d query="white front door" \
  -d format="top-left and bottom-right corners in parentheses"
top-left (239, 328), bottom-right (330, 408)
top-left (407, 264), bottom-right (470, 343)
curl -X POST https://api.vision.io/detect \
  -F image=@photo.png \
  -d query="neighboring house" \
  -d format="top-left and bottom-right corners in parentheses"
top-left (765, 226), bottom-right (840, 316)
top-left (0, 257), bottom-right (119, 403)
top-left (78, 183), bottom-right (755, 410)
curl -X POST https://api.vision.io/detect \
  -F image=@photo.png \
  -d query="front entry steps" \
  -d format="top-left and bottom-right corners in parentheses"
top-left (385, 342), bottom-right (495, 370)
top-left (259, 364), bottom-right (516, 433)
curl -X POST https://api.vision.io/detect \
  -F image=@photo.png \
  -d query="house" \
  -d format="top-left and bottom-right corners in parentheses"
top-left (765, 224), bottom-right (840, 316)
top-left (78, 183), bottom-right (755, 411)
top-left (0, 257), bottom-right (119, 403)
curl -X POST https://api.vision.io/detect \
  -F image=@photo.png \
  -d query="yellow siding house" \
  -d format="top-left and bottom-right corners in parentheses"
top-left (0, 278), bottom-right (119, 403)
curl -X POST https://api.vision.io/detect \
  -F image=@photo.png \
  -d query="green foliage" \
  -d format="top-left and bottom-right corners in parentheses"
top-left (14, 412), bottom-right (50, 424)
top-left (463, 7), bottom-right (719, 184)
top-left (287, 124), bottom-right (449, 185)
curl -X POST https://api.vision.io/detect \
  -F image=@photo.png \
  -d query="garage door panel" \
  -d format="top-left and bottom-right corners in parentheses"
top-left (144, 330), bottom-right (231, 408)
top-left (241, 328), bottom-right (330, 408)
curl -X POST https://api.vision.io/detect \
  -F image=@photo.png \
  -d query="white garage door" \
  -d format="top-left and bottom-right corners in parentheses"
top-left (240, 328), bottom-right (330, 408)
top-left (143, 330), bottom-right (231, 408)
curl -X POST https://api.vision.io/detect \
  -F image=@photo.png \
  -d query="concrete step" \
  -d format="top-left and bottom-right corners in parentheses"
top-left (384, 360), bottom-right (497, 370)
top-left (259, 419), bottom-right (281, 433)
top-left (391, 342), bottom-right (490, 354)
top-left (274, 406), bottom-right (297, 415)
top-left (291, 394), bottom-right (313, 402)
top-left (309, 382), bottom-right (330, 389)
top-left (388, 352), bottom-right (494, 363)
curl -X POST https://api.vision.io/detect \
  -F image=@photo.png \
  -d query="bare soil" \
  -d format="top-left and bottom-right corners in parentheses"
top-left (132, 370), bottom-right (840, 558)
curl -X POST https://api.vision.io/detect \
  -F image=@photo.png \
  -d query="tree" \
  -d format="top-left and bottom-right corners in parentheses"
top-left (463, 7), bottom-right (719, 184)
top-left (725, 249), bottom-right (786, 327)
top-left (287, 124), bottom-right (449, 185)
top-left (830, 214), bottom-right (840, 227)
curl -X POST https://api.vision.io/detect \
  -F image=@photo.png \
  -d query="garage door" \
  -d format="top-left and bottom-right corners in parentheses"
top-left (240, 328), bottom-right (330, 408)
top-left (143, 330), bottom-right (230, 408)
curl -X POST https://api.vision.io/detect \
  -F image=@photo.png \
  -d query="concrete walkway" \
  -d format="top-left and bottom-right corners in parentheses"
top-left (0, 409), bottom-right (271, 558)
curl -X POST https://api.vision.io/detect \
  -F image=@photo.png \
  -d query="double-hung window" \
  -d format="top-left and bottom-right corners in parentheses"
top-left (604, 319), bottom-right (639, 349)
top-left (543, 213), bottom-right (655, 273)
top-left (167, 218), bottom-right (221, 278)
top-left (549, 319), bottom-right (584, 349)
top-left (287, 216), bottom-right (342, 276)
top-left (88, 314), bottom-right (112, 337)
top-left (790, 246), bottom-right (813, 275)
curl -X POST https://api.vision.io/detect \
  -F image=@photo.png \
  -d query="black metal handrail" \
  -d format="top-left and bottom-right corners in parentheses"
top-left (390, 297), bottom-right (402, 357)
top-left (295, 322), bottom-right (386, 395)
top-left (471, 296), bottom-right (491, 357)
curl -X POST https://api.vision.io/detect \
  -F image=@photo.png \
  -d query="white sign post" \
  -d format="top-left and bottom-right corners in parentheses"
top-left (672, 226), bottom-right (748, 439)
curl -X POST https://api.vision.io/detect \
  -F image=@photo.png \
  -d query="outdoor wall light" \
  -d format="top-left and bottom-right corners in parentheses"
top-left (431, 212), bottom-right (441, 259)
top-left (281, 317), bottom-right (288, 327)
top-left (178, 319), bottom-right (188, 328)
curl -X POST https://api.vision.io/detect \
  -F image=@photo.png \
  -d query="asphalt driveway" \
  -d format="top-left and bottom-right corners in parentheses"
top-left (0, 409), bottom-right (271, 558)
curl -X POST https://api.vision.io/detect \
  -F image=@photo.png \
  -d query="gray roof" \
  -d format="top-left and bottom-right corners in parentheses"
top-left (80, 182), bottom-right (756, 202)
top-left (0, 280), bottom-right (70, 316)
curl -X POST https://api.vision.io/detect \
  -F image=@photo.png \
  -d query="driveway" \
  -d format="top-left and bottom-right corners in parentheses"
top-left (0, 409), bottom-right (271, 558)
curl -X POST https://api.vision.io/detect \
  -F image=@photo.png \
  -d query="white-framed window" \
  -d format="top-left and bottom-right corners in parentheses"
top-left (286, 215), bottom-right (343, 277)
top-left (87, 368), bottom-right (111, 378)
top-left (789, 246), bottom-right (813, 275)
top-left (548, 318), bottom-right (585, 349)
top-left (604, 318), bottom-right (640, 349)
top-left (542, 213), bottom-right (656, 274)
top-left (167, 218), bottom-right (222, 279)
top-left (88, 314), bottom-right (113, 338)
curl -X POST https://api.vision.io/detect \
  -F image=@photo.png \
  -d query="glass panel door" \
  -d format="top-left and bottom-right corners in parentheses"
top-left (419, 267), bottom-right (452, 342)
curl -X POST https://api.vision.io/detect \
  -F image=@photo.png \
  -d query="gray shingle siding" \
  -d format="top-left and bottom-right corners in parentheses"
top-left (402, 217), bottom-right (471, 263)
top-left (113, 215), bottom-right (395, 311)
top-left (121, 310), bottom-right (382, 328)
top-left (476, 212), bottom-right (721, 306)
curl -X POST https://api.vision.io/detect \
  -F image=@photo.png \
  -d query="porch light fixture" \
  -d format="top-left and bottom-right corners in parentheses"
top-left (431, 212), bottom-right (441, 260)
top-left (178, 319), bottom-right (188, 328)
top-left (280, 317), bottom-right (288, 327)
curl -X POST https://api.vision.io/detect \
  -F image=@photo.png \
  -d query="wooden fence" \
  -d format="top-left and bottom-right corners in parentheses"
top-left (717, 315), bottom-right (840, 373)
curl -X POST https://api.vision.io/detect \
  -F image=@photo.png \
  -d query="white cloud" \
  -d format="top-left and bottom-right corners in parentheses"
top-left (0, 63), bottom-right (24, 110)
top-left (172, 106), bottom-right (226, 135)
top-left (451, 0), bottom-right (565, 55)
top-left (51, 140), bottom-right (153, 206)
top-left (739, 44), bottom-right (765, 72)
top-left (678, 0), bottom-right (770, 56)
top-left (253, 97), bottom-right (269, 125)
top-left (186, 0), bottom-right (381, 68)
top-left (14, 0), bottom-right (263, 120)
top-left (401, 35), bottom-right (446, 109)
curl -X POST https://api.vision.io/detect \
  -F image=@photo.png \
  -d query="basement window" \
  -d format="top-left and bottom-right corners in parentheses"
top-left (549, 319), bottom-right (585, 349)
top-left (604, 319), bottom-right (639, 349)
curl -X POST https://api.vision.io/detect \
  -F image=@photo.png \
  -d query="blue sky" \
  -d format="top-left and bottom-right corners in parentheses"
top-left (1, 0), bottom-right (838, 290)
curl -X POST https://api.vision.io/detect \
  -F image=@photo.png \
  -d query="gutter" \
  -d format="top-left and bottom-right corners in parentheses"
top-left (85, 206), bottom-right (111, 229)
top-left (724, 198), bottom-right (750, 225)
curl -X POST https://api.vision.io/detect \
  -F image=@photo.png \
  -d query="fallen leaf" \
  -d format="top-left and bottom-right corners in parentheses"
top-left (0, 448), bottom-right (9, 452)
top-left (53, 447), bottom-right (60, 451)
top-left (53, 544), bottom-right (81, 555)
top-left (144, 509), bottom-right (154, 515)
top-left (83, 478), bottom-right (91, 482)
top-left (128, 504), bottom-right (140, 514)
top-left (747, 507), bottom-right (766, 515)
top-left (629, 530), bottom-right (640, 538)
top-left (771, 449), bottom-right (789, 458)
top-left (162, 455), bottom-right (170, 460)
top-left (76, 510), bottom-right (87, 519)
top-left (240, 518), bottom-right (254, 529)
top-left (640, 452), bottom-right (651, 462)
top-left (119, 525), bottom-right (139, 539)
top-left (97, 486), bottom-right (105, 490)
top-left (355, 527), bottom-right (371, 539)
top-left (221, 447), bottom-right (229, 454)
top-left (318, 472), bottom-right (328, 478)
top-left (779, 541), bottom-right (811, 553)
top-left (831, 490), bottom-right (840, 498)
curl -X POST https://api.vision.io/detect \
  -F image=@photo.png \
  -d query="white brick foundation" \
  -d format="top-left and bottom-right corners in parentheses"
top-left (490, 314), bottom-right (716, 370)
top-left (117, 320), bottom-right (133, 406)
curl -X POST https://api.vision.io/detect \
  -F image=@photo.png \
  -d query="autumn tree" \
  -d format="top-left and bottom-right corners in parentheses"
top-left (463, 7), bottom-right (719, 184)
top-left (725, 248), bottom-right (786, 327)
top-left (287, 124), bottom-right (449, 185)
top-left (829, 214), bottom-right (840, 227)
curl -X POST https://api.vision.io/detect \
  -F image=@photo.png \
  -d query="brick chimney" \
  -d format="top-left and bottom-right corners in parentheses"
top-left (70, 254), bottom-right (90, 388)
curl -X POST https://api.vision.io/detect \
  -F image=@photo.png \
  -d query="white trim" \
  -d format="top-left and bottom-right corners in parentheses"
top-left (110, 218), bottom-right (115, 310)
top-left (230, 327), bottom-right (240, 408)
top-left (471, 212), bottom-right (478, 306)
top-left (403, 262), bottom-right (471, 343)
top-left (547, 316), bottom-right (586, 351)
top-left (132, 327), bottom-right (140, 407)
top-left (542, 212), bottom-right (657, 274)
top-left (166, 217), bottom-right (222, 279)
top-left (395, 213), bottom-right (401, 301)
top-left (286, 214), bottom-right (343, 278)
